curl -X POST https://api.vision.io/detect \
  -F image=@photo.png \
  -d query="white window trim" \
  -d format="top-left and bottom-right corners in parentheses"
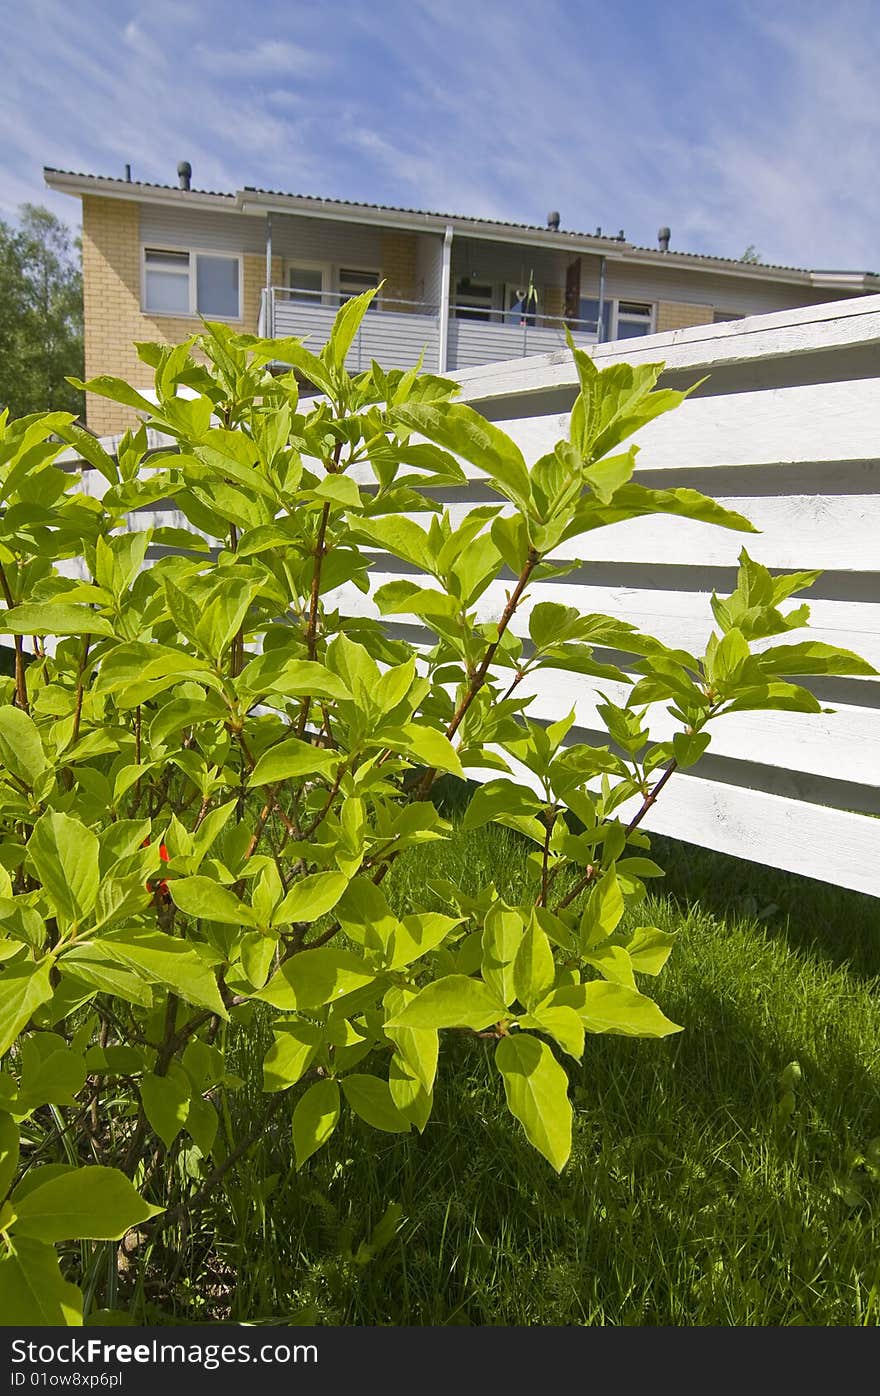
top-left (335, 266), bottom-right (383, 309)
top-left (284, 260), bottom-right (331, 299)
top-left (610, 299), bottom-right (655, 338)
top-left (141, 244), bottom-right (244, 321)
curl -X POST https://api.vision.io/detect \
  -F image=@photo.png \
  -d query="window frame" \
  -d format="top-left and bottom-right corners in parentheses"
top-left (284, 261), bottom-right (331, 305)
top-left (611, 299), bottom-right (655, 339)
top-left (141, 244), bottom-right (244, 321)
top-left (336, 266), bottom-right (382, 310)
top-left (452, 275), bottom-right (497, 321)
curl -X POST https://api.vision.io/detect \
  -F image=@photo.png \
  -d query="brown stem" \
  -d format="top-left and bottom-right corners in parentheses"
top-left (151, 1090), bottom-right (288, 1230)
top-left (297, 501), bottom-right (332, 738)
top-left (537, 806), bottom-right (556, 907)
top-left (554, 759), bottom-right (679, 912)
top-left (70, 635), bottom-right (92, 747)
top-left (416, 549), bottom-right (540, 798)
top-left (0, 560), bottom-right (28, 712)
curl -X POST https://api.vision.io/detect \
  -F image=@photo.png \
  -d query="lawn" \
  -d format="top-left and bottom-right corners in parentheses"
top-left (127, 816), bottom-right (880, 1327)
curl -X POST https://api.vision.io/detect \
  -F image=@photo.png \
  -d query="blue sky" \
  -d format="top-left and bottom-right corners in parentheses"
top-left (2, 0), bottom-right (878, 270)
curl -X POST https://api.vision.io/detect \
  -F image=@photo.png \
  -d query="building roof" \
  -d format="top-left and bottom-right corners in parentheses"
top-left (44, 167), bottom-right (880, 288)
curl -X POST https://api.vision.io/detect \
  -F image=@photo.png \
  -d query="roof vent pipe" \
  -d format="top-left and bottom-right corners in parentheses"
top-left (658, 225), bottom-right (671, 251)
top-left (547, 210), bottom-right (560, 231)
top-left (124, 163), bottom-right (131, 182)
top-left (617, 229), bottom-right (625, 241)
top-left (177, 161), bottom-right (192, 191)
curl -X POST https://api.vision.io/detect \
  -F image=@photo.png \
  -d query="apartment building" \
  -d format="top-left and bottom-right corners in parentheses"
top-left (45, 164), bottom-right (880, 436)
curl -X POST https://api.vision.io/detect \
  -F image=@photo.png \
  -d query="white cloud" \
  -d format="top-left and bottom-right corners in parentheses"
top-left (1, 0), bottom-right (877, 274)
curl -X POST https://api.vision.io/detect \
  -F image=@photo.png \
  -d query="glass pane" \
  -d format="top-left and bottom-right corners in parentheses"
top-left (577, 298), bottom-right (611, 335)
top-left (196, 255), bottom-right (239, 317)
top-left (618, 301), bottom-right (652, 317)
top-left (288, 268), bottom-right (323, 301)
top-left (145, 269), bottom-right (190, 314)
top-left (338, 269), bottom-right (379, 309)
top-left (615, 319), bottom-right (651, 339)
top-left (339, 269), bottom-right (379, 290)
top-left (145, 249), bottom-right (189, 272)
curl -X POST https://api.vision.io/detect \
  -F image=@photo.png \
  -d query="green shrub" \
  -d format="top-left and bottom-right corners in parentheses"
top-left (0, 292), bottom-right (873, 1323)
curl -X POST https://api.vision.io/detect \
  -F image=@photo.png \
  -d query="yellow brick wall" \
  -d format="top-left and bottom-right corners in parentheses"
top-left (381, 230), bottom-right (420, 312)
top-left (655, 300), bottom-right (715, 333)
top-left (81, 195), bottom-right (277, 434)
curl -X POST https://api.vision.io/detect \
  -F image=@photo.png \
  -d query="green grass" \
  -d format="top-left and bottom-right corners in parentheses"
top-left (149, 822), bottom-right (880, 1327)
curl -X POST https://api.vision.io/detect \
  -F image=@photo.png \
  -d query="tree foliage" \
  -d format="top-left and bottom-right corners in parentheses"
top-left (0, 295), bottom-right (873, 1323)
top-left (0, 204), bottom-right (83, 420)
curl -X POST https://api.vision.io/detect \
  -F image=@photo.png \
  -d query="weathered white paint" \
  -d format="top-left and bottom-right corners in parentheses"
top-left (498, 378), bottom-right (880, 474)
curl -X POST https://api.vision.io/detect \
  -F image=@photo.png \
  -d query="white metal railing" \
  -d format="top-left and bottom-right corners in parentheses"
top-left (259, 287), bottom-right (599, 373)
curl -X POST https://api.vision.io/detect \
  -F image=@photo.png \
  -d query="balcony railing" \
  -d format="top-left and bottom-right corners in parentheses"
top-left (259, 286), bottom-right (598, 374)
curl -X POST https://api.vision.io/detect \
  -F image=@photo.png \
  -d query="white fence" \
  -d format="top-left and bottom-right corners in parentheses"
top-left (445, 296), bottom-right (880, 897)
top-left (58, 294), bottom-right (880, 896)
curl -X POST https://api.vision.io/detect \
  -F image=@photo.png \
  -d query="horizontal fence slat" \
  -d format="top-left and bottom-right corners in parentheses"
top-left (343, 382), bottom-right (880, 481)
top-left (492, 378), bottom-right (880, 473)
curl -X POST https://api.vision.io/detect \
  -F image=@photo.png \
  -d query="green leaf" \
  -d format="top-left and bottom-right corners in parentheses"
top-left (625, 926), bottom-right (677, 976)
top-left (756, 641), bottom-right (877, 678)
top-left (381, 722), bottom-right (464, 778)
top-left (386, 912), bottom-right (462, 971)
top-left (0, 1113), bottom-right (19, 1200)
top-left (395, 403), bottom-right (532, 510)
top-left (481, 904), bottom-right (526, 1007)
top-left (263, 1022), bottom-right (322, 1093)
top-left (91, 929), bottom-right (226, 1016)
top-left (293, 1078), bottom-right (340, 1168)
top-left (0, 707), bottom-right (47, 788)
top-left (67, 375), bottom-right (155, 415)
top-left (0, 604), bottom-right (115, 637)
top-left (557, 981), bottom-right (683, 1038)
top-left (0, 1238), bottom-right (82, 1325)
top-left (385, 975), bottom-right (507, 1032)
top-left (672, 731), bottom-right (710, 768)
top-left (27, 812), bottom-right (100, 924)
top-left (341, 1074), bottom-right (411, 1133)
top-left (257, 948), bottom-right (375, 1011)
top-left (273, 872), bottom-right (349, 926)
top-left (248, 738), bottom-right (339, 787)
top-left (512, 916), bottom-right (556, 1011)
top-left (383, 988), bottom-right (439, 1094)
top-left (0, 961), bottom-right (54, 1057)
top-left (140, 1073), bottom-right (190, 1150)
top-left (11, 1165), bottom-right (162, 1241)
top-left (462, 779), bottom-right (542, 831)
top-left (310, 474), bottom-right (361, 509)
top-left (349, 515), bottom-right (435, 573)
top-left (523, 1005), bottom-right (585, 1060)
top-left (579, 868), bottom-right (624, 949)
top-left (325, 285), bottom-right (380, 369)
top-left (495, 1033), bottom-right (572, 1172)
top-left (169, 877), bottom-right (257, 927)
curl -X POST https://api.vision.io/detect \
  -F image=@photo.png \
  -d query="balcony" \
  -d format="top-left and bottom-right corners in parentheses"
top-left (259, 287), bottom-right (598, 375)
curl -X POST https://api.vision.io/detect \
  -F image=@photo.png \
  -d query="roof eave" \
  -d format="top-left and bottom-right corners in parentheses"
top-left (43, 168), bottom-right (238, 212)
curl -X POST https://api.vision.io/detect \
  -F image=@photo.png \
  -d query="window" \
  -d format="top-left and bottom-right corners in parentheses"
top-left (615, 301), bottom-right (653, 338)
top-left (287, 266), bottom-right (327, 303)
top-left (143, 248), bottom-right (241, 319)
top-left (713, 310), bottom-right (745, 324)
top-left (454, 276), bottom-right (494, 320)
top-left (338, 268), bottom-right (380, 309)
top-left (577, 297), bottom-right (612, 338)
top-left (144, 250), bottom-right (189, 314)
